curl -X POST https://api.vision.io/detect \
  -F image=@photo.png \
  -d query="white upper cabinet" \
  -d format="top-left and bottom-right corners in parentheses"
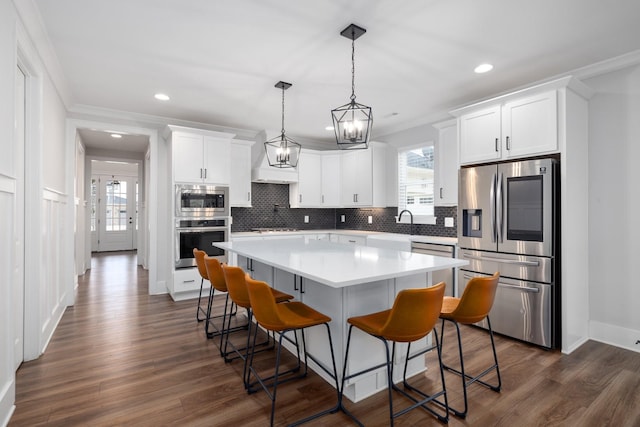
top-left (341, 149), bottom-right (373, 206)
top-left (459, 105), bottom-right (502, 164)
top-left (290, 151), bottom-right (322, 207)
top-left (501, 91), bottom-right (557, 159)
top-left (320, 152), bottom-right (341, 207)
top-left (230, 140), bottom-right (253, 207)
top-left (455, 89), bottom-right (558, 165)
top-left (341, 143), bottom-right (387, 207)
top-left (167, 125), bottom-right (234, 185)
top-left (433, 119), bottom-right (459, 206)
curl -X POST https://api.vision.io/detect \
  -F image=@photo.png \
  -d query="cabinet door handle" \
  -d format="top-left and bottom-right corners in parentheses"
top-left (506, 136), bottom-right (511, 150)
top-left (294, 274), bottom-right (299, 291)
top-left (204, 168), bottom-right (207, 179)
top-left (322, 195), bottom-right (324, 203)
top-left (495, 138), bottom-right (499, 152)
top-left (200, 168), bottom-right (203, 178)
top-left (299, 194), bottom-right (302, 203)
top-left (183, 279), bottom-right (195, 283)
top-left (247, 192), bottom-right (251, 202)
top-left (440, 187), bottom-right (443, 199)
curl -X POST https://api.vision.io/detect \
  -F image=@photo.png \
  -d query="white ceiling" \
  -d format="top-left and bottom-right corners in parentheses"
top-left (32, 0), bottom-right (640, 149)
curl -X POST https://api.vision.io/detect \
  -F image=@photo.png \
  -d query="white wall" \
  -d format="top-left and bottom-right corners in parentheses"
top-left (0, 2), bottom-right (21, 423)
top-left (585, 64), bottom-right (640, 351)
top-left (0, 3), bottom-right (73, 424)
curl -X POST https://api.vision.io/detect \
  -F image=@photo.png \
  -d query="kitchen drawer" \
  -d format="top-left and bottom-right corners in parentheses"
top-left (173, 267), bottom-right (202, 292)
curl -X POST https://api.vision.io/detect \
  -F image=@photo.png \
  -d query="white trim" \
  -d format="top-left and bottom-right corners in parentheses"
top-left (0, 174), bottom-right (16, 194)
top-left (16, 13), bottom-right (45, 363)
top-left (0, 379), bottom-right (16, 427)
top-left (12, 0), bottom-right (72, 107)
top-left (67, 118), bottom-right (162, 295)
top-left (589, 320), bottom-right (640, 354)
top-left (43, 187), bottom-right (68, 202)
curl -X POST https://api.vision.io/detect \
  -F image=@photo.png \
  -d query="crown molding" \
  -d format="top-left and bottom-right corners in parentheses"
top-left (13, 0), bottom-right (73, 108)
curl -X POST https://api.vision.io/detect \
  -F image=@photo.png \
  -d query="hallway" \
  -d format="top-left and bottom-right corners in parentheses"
top-left (9, 252), bottom-right (640, 426)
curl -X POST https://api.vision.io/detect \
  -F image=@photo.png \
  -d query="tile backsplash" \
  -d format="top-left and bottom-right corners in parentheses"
top-left (231, 183), bottom-right (457, 238)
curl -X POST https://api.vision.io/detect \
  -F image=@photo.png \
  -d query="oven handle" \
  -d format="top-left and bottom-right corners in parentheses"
top-left (176, 227), bottom-right (228, 233)
top-left (462, 273), bottom-right (540, 293)
top-left (462, 253), bottom-right (539, 267)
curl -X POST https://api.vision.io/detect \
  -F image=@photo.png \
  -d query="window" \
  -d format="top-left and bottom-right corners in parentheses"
top-left (398, 144), bottom-right (435, 217)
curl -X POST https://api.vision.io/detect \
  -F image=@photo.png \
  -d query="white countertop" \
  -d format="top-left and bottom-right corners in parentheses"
top-left (216, 238), bottom-right (466, 288)
top-left (231, 229), bottom-right (457, 245)
top-left (366, 233), bottom-right (458, 246)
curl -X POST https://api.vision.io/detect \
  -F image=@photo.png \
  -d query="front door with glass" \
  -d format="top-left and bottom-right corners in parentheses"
top-left (91, 175), bottom-right (138, 251)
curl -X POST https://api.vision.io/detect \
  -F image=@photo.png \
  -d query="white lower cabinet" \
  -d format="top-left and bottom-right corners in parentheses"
top-left (172, 268), bottom-right (202, 294)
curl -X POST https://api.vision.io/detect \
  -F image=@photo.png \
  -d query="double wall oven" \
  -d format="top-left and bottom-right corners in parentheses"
top-left (175, 184), bottom-right (230, 268)
top-left (458, 157), bottom-right (558, 348)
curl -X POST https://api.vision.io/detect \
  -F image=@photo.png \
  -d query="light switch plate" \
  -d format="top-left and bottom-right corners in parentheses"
top-left (368, 215), bottom-right (373, 224)
top-left (341, 215), bottom-right (345, 222)
top-left (304, 215), bottom-right (309, 223)
top-left (444, 217), bottom-right (454, 227)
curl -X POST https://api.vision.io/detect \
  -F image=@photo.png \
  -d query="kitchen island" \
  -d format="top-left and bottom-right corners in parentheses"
top-left (215, 238), bottom-right (467, 402)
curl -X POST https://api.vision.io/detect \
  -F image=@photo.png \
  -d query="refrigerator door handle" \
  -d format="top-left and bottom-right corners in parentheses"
top-left (490, 173), bottom-right (497, 243)
top-left (462, 253), bottom-right (540, 266)
top-left (496, 172), bottom-right (504, 243)
top-left (499, 282), bottom-right (540, 293)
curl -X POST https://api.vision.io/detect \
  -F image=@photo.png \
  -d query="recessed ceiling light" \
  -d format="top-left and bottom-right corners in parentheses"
top-left (474, 63), bottom-right (494, 74)
top-left (110, 134), bottom-right (122, 139)
top-left (154, 93), bottom-right (170, 101)
top-left (325, 126), bottom-right (334, 131)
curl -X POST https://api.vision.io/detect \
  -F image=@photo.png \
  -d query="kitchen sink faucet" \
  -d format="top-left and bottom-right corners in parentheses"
top-left (398, 209), bottom-right (414, 235)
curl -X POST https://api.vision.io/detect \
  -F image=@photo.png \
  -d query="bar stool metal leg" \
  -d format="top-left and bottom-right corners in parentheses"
top-left (439, 316), bottom-right (501, 418)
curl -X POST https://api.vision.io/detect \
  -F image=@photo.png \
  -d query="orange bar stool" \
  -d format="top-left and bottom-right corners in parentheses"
top-left (341, 282), bottom-right (448, 426)
top-left (439, 272), bottom-right (501, 418)
top-left (193, 248), bottom-right (211, 321)
top-left (221, 265), bottom-right (293, 388)
top-left (245, 277), bottom-right (343, 427)
top-left (202, 256), bottom-right (245, 347)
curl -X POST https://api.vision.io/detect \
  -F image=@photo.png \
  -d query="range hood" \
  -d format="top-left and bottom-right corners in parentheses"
top-left (251, 130), bottom-right (298, 183)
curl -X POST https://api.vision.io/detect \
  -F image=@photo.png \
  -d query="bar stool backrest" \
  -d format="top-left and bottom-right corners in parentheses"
top-left (382, 282), bottom-right (446, 342)
top-left (220, 265), bottom-right (250, 308)
top-left (451, 272), bottom-right (500, 324)
top-left (245, 278), bottom-right (286, 331)
top-left (193, 249), bottom-right (208, 280)
top-left (204, 256), bottom-right (228, 293)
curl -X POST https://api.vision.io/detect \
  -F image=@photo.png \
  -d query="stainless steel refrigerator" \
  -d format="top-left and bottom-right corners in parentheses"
top-left (457, 157), bottom-right (558, 348)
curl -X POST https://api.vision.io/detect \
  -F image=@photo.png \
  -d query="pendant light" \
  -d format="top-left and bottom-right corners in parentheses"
top-left (331, 23), bottom-right (372, 150)
top-left (265, 81), bottom-right (302, 168)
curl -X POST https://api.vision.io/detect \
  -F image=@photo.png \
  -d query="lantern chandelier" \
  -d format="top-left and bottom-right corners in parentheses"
top-left (264, 81), bottom-right (301, 168)
top-left (331, 23), bottom-right (373, 150)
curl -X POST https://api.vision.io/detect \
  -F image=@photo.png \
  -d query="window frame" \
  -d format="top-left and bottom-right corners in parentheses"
top-left (396, 142), bottom-right (437, 225)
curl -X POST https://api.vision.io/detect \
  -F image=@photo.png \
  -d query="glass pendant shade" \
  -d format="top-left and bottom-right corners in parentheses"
top-left (332, 23), bottom-right (372, 150)
top-left (264, 81), bottom-right (301, 168)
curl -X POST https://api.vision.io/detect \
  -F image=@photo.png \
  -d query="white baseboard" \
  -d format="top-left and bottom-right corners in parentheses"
top-left (0, 378), bottom-right (16, 427)
top-left (589, 320), bottom-right (640, 353)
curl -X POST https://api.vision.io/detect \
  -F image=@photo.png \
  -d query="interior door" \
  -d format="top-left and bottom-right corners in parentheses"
top-left (94, 175), bottom-right (137, 251)
top-left (14, 64), bottom-right (26, 369)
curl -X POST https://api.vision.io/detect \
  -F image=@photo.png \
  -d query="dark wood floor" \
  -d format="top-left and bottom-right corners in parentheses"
top-left (9, 252), bottom-right (640, 426)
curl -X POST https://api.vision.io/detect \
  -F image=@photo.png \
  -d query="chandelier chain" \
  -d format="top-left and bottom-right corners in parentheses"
top-left (281, 86), bottom-right (285, 135)
top-left (351, 35), bottom-right (356, 101)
